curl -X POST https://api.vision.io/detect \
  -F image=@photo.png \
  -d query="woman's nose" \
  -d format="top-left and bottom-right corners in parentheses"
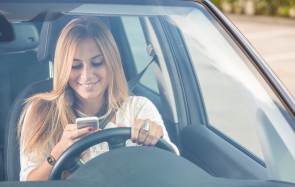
top-left (80, 64), bottom-right (93, 79)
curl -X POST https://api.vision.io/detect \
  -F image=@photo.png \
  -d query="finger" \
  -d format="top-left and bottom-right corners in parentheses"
top-left (143, 122), bottom-right (163, 146)
top-left (64, 124), bottom-right (77, 131)
top-left (71, 126), bottom-right (94, 139)
top-left (138, 127), bottom-right (149, 145)
top-left (143, 135), bottom-right (153, 146)
top-left (137, 120), bottom-right (151, 144)
top-left (131, 119), bottom-right (144, 143)
top-left (142, 123), bottom-right (157, 146)
top-left (150, 126), bottom-right (163, 146)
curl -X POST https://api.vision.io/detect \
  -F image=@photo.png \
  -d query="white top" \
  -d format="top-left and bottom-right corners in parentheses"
top-left (19, 96), bottom-right (179, 181)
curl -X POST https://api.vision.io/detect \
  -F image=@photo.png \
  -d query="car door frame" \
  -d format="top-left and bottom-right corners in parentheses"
top-left (145, 7), bottom-right (269, 180)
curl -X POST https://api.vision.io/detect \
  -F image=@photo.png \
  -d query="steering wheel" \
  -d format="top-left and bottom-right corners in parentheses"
top-left (49, 127), bottom-right (176, 180)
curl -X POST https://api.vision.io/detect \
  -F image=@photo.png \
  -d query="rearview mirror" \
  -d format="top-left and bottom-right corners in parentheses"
top-left (0, 22), bottom-right (39, 54)
top-left (0, 14), bottom-right (14, 42)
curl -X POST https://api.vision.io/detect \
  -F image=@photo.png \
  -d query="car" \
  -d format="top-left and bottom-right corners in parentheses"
top-left (0, 0), bottom-right (295, 186)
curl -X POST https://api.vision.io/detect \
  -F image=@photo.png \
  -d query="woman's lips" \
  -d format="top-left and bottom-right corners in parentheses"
top-left (77, 80), bottom-right (99, 88)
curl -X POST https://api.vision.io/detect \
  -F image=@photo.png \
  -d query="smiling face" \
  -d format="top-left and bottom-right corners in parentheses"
top-left (69, 37), bottom-right (108, 103)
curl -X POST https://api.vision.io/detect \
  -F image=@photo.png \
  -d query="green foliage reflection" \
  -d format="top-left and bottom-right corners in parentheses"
top-left (210, 0), bottom-right (295, 18)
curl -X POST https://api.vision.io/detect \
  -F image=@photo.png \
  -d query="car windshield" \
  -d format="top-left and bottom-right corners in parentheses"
top-left (1, 1), bottom-right (295, 186)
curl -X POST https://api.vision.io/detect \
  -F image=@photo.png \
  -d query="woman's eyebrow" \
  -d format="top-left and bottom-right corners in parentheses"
top-left (90, 54), bottom-right (103, 60)
top-left (73, 54), bottom-right (103, 62)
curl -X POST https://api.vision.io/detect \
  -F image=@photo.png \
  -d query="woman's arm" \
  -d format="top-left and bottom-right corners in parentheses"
top-left (20, 124), bottom-right (94, 181)
top-left (22, 143), bottom-right (63, 181)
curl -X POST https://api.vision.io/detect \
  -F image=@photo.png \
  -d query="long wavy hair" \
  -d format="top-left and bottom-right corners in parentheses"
top-left (18, 16), bottom-right (128, 159)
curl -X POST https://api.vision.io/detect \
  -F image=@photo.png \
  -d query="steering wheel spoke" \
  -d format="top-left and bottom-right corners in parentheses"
top-left (68, 159), bottom-right (84, 173)
top-left (107, 136), bottom-right (129, 150)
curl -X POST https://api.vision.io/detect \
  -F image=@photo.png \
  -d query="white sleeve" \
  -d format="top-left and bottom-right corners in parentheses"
top-left (132, 96), bottom-right (179, 155)
top-left (19, 151), bottom-right (42, 181)
top-left (19, 104), bottom-right (44, 181)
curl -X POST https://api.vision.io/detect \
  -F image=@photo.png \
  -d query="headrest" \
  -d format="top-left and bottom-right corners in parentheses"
top-left (0, 22), bottom-right (39, 54)
top-left (37, 13), bottom-right (76, 62)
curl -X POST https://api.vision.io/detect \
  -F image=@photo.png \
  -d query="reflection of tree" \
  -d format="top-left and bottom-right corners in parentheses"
top-left (211, 0), bottom-right (295, 18)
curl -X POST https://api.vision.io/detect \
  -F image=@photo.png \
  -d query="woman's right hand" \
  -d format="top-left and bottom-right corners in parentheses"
top-left (26, 124), bottom-right (96, 181)
top-left (51, 124), bottom-right (95, 159)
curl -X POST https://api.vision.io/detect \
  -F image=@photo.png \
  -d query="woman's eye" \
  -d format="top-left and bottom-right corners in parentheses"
top-left (72, 64), bottom-right (82, 70)
top-left (91, 61), bottom-right (103, 67)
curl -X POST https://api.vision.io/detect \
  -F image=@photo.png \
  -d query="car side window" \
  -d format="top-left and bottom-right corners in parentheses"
top-left (120, 16), bottom-right (159, 94)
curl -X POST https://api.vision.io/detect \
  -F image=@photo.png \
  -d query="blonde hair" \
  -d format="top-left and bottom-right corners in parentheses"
top-left (18, 16), bottom-right (128, 159)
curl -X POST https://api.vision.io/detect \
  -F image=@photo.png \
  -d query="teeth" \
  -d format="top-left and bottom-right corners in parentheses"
top-left (78, 80), bottom-right (99, 88)
top-left (79, 82), bottom-right (96, 88)
top-left (83, 84), bottom-right (93, 88)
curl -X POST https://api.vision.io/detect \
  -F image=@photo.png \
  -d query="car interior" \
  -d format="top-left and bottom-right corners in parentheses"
top-left (1, 3), bottom-right (294, 186)
top-left (1, 12), bottom-right (182, 181)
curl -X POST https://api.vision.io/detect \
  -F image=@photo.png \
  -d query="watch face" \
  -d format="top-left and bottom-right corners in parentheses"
top-left (47, 156), bottom-right (56, 165)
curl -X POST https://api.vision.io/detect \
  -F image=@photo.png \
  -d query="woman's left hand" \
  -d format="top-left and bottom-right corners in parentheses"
top-left (131, 119), bottom-right (163, 146)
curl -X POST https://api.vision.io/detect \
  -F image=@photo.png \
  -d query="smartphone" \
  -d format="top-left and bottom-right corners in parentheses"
top-left (76, 117), bottom-right (99, 130)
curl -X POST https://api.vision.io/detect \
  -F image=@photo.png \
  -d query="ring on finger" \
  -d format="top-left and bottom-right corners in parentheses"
top-left (141, 122), bottom-right (150, 133)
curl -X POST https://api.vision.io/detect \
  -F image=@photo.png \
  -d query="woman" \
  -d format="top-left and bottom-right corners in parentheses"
top-left (18, 16), bottom-right (178, 181)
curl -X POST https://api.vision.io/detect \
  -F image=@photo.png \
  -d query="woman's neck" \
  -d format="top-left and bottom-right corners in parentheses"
top-left (76, 95), bottom-right (105, 116)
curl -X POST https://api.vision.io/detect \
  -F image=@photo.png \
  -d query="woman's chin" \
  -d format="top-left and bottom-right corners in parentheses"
top-left (81, 95), bottom-right (99, 100)
top-left (78, 92), bottom-right (104, 101)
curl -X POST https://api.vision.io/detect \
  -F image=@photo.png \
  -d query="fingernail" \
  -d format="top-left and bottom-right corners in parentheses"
top-left (88, 127), bottom-right (94, 131)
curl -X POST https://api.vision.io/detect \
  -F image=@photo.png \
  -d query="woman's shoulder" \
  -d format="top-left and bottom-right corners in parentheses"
top-left (121, 96), bottom-right (158, 114)
top-left (125, 96), bottom-right (152, 106)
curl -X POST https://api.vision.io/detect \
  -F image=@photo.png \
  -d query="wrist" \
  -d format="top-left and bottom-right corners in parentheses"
top-left (50, 143), bottom-right (63, 161)
top-left (47, 143), bottom-right (63, 166)
top-left (46, 154), bottom-right (56, 166)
